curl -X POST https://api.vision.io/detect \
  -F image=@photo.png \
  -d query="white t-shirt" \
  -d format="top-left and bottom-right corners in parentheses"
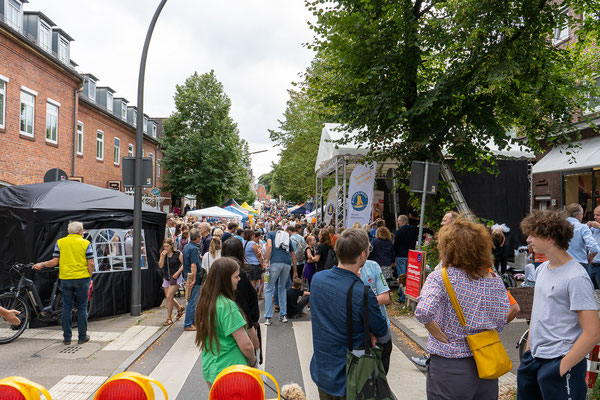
top-left (530, 259), bottom-right (597, 358)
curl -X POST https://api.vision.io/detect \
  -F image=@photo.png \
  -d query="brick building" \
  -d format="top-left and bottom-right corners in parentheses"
top-left (255, 184), bottom-right (270, 203)
top-left (0, 1), bottom-right (171, 211)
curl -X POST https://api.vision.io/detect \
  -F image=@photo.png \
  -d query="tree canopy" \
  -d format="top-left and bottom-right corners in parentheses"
top-left (304, 0), bottom-right (597, 173)
top-left (160, 71), bottom-right (255, 206)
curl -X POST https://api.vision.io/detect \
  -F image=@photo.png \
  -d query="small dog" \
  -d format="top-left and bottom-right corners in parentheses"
top-left (281, 383), bottom-right (307, 400)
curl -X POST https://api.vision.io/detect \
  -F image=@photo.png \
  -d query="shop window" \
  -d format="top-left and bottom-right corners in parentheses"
top-left (563, 171), bottom-right (593, 221)
top-left (84, 228), bottom-right (148, 273)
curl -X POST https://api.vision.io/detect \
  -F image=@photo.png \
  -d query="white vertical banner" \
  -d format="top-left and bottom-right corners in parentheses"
top-left (346, 162), bottom-right (377, 228)
top-left (324, 185), bottom-right (338, 225)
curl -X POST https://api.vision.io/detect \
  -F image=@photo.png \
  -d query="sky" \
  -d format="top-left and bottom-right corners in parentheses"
top-left (35, 0), bottom-right (316, 179)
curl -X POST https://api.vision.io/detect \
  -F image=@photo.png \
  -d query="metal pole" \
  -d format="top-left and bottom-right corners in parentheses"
top-left (320, 177), bottom-right (323, 225)
top-left (417, 161), bottom-right (429, 251)
top-left (335, 159), bottom-right (339, 234)
top-left (132, 0), bottom-right (168, 316)
top-left (343, 160), bottom-right (347, 229)
top-left (393, 175), bottom-right (398, 227)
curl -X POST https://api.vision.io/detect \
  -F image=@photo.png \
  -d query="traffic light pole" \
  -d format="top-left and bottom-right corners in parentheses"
top-left (132, 0), bottom-right (168, 316)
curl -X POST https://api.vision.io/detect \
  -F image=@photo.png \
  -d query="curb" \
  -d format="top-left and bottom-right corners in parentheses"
top-left (110, 323), bottom-right (172, 376)
top-left (389, 316), bottom-right (428, 352)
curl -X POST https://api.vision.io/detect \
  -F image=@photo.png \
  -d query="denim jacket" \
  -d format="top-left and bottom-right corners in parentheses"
top-left (310, 266), bottom-right (390, 397)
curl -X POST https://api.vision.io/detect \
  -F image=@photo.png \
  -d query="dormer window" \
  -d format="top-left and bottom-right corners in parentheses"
top-left (152, 124), bottom-right (157, 138)
top-left (133, 110), bottom-right (137, 127)
top-left (7, 0), bottom-right (22, 31)
top-left (143, 116), bottom-right (148, 133)
top-left (39, 21), bottom-right (51, 52)
top-left (121, 103), bottom-right (127, 120)
top-left (107, 91), bottom-right (113, 112)
top-left (87, 78), bottom-right (96, 102)
top-left (58, 38), bottom-right (69, 63)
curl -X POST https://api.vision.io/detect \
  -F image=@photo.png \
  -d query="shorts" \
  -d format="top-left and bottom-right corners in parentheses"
top-left (162, 275), bottom-right (183, 288)
top-left (247, 264), bottom-right (262, 281)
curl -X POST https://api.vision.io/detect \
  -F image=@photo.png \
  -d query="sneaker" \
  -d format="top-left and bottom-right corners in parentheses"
top-left (275, 306), bottom-right (280, 313)
top-left (265, 318), bottom-right (272, 326)
top-left (410, 356), bottom-right (428, 369)
top-left (307, 306), bottom-right (310, 311)
top-left (77, 335), bottom-right (90, 344)
top-left (280, 316), bottom-right (288, 323)
top-left (184, 326), bottom-right (196, 331)
top-left (63, 339), bottom-right (71, 345)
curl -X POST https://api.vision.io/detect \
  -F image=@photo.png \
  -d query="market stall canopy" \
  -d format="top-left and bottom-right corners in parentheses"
top-left (188, 206), bottom-right (242, 220)
top-left (221, 198), bottom-right (248, 215)
top-left (224, 206), bottom-right (249, 220)
top-left (290, 205), bottom-right (307, 215)
top-left (240, 202), bottom-right (257, 214)
top-left (315, 123), bottom-right (535, 177)
top-left (532, 136), bottom-right (600, 174)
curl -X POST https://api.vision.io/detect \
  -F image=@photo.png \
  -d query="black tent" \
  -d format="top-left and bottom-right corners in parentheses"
top-left (290, 206), bottom-right (307, 215)
top-left (221, 198), bottom-right (242, 208)
top-left (0, 181), bottom-right (166, 318)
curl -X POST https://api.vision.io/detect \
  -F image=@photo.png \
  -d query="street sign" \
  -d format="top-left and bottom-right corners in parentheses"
top-left (122, 157), bottom-right (153, 188)
top-left (150, 188), bottom-right (160, 196)
top-left (405, 250), bottom-right (426, 301)
top-left (409, 161), bottom-right (440, 195)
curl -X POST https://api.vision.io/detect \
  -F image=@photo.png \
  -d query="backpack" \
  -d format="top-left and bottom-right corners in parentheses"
top-left (291, 235), bottom-right (307, 263)
top-left (324, 247), bottom-right (338, 269)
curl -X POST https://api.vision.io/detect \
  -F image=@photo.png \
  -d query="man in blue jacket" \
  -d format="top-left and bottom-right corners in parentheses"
top-left (310, 229), bottom-right (389, 399)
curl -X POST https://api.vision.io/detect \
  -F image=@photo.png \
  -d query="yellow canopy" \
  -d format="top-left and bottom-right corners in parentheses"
top-left (241, 202), bottom-right (258, 214)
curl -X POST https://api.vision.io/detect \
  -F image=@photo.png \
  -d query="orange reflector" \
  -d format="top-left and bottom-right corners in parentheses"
top-left (0, 377), bottom-right (51, 400)
top-left (93, 372), bottom-right (167, 400)
top-left (209, 365), bottom-right (280, 400)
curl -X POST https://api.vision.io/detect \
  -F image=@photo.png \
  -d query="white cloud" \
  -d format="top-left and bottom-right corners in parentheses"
top-left (32, 0), bottom-right (315, 178)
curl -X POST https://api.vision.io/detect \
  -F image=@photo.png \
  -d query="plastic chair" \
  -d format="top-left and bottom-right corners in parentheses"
top-left (93, 372), bottom-right (167, 400)
top-left (0, 377), bottom-right (52, 400)
top-left (209, 365), bottom-right (280, 400)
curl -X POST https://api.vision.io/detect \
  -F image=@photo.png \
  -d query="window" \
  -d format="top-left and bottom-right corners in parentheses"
top-left (20, 89), bottom-right (36, 137)
top-left (114, 137), bottom-right (120, 165)
top-left (106, 91), bottom-right (113, 112)
top-left (133, 110), bottom-right (137, 127)
top-left (39, 21), bottom-right (51, 52)
top-left (87, 78), bottom-right (96, 102)
top-left (58, 38), bottom-right (69, 63)
top-left (152, 124), bottom-right (157, 138)
top-left (76, 121), bottom-right (83, 155)
top-left (157, 158), bottom-right (161, 177)
top-left (588, 77), bottom-right (600, 112)
top-left (128, 143), bottom-right (134, 157)
top-left (45, 102), bottom-right (59, 143)
top-left (0, 79), bottom-right (6, 130)
top-left (96, 130), bottom-right (104, 160)
top-left (143, 116), bottom-right (148, 133)
top-left (83, 228), bottom-right (148, 272)
top-left (553, 9), bottom-right (569, 45)
top-left (121, 103), bottom-right (127, 120)
top-left (7, 0), bottom-right (21, 31)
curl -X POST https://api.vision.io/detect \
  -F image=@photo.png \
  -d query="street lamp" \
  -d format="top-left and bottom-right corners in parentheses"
top-left (132, 0), bottom-right (168, 316)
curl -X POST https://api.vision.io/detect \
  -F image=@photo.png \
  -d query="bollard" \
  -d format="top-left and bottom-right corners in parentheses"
top-left (93, 372), bottom-right (167, 400)
top-left (0, 376), bottom-right (52, 400)
top-left (209, 365), bottom-right (280, 400)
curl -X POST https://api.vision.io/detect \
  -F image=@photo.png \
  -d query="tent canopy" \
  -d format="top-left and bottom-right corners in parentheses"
top-left (290, 206), bottom-right (307, 215)
top-left (188, 206), bottom-right (242, 220)
top-left (315, 123), bottom-right (535, 177)
top-left (221, 198), bottom-right (248, 215)
top-left (240, 202), bottom-right (257, 214)
top-left (532, 136), bottom-right (600, 174)
top-left (224, 206), bottom-right (249, 220)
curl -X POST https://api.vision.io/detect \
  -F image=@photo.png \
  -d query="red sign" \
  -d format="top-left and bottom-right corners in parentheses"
top-left (405, 250), bottom-right (426, 299)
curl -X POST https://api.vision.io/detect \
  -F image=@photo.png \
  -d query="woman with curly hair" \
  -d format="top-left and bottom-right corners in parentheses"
top-left (195, 257), bottom-right (256, 387)
top-left (415, 218), bottom-right (510, 399)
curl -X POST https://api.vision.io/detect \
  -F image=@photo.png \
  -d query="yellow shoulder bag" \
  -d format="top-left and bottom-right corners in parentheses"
top-left (441, 267), bottom-right (512, 379)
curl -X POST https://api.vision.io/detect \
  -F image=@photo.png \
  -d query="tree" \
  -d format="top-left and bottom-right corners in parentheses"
top-left (258, 169), bottom-right (275, 194)
top-left (304, 0), bottom-right (597, 173)
top-left (160, 71), bottom-right (251, 207)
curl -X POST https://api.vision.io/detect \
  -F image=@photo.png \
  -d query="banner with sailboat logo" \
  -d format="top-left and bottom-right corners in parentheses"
top-left (324, 185), bottom-right (338, 225)
top-left (346, 162), bottom-right (377, 228)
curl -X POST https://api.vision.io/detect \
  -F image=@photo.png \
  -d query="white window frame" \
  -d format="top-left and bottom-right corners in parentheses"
top-left (121, 103), bottom-right (127, 120)
top-left (45, 101), bottom-right (59, 144)
top-left (143, 116), bottom-right (148, 133)
top-left (553, 8), bottom-right (569, 45)
top-left (20, 87), bottom-right (36, 137)
top-left (152, 123), bottom-right (157, 138)
top-left (7, 0), bottom-right (22, 31)
top-left (96, 130), bottom-right (104, 161)
top-left (88, 78), bottom-right (96, 102)
top-left (76, 120), bottom-right (84, 155)
top-left (133, 110), bottom-right (137, 127)
top-left (0, 76), bottom-right (7, 130)
top-left (39, 20), bottom-right (51, 52)
top-left (106, 91), bottom-right (113, 113)
top-left (114, 137), bottom-right (120, 165)
top-left (157, 158), bottom-right (161, 177)
top-left (128, 143), bottom-right (134, 157)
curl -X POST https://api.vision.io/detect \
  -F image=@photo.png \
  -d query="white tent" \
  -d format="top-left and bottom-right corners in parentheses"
top-left (187, 206), bottom-right (242, 220)
top-left (532, 136), bottom-right (600, 174)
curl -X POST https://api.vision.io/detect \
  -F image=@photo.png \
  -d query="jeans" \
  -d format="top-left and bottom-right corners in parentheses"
top-left (590, 264), bottom-right (600, 290)
top-left (61, 277), bottom-right (91, 341)
top-left (517, 350), bottom-right (587, 400)
top-left (289, 295), bottom-right (310, 317)
top-left (184, 285), bottom-right (201, 328)
top-left (396, 257), bottom-right (407, 301)
top-left (273, 273), bottom-right (292, 306)
top-left (265, 263), bottom-right (291, 318)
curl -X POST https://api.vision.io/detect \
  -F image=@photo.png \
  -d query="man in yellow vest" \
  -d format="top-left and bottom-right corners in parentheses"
top-left (33, 221), bottom-right (94, 345)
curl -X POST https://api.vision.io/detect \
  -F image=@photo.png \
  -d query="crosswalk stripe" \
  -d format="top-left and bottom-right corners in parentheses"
top-left (292, 321), bottom-right (319, 400)
top-left (149, 331), bottom-right (200, 399)
top-left (258, 322), bottom-right (267, 371)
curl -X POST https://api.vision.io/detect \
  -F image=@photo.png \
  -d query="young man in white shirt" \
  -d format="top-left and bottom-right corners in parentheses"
top-left (517, 210), bottom-right (600, 399)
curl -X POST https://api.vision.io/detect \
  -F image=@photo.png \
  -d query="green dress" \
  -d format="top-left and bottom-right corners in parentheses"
top-left (201, 295), bottom-right (248, 383)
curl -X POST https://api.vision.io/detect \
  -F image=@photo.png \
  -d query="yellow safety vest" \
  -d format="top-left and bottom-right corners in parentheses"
top-left (57, 234), bottom-right (91, 280)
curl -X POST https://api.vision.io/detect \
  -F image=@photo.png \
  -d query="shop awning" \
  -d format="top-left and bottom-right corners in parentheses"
top-left (532, 136), bottom-right (600, 174)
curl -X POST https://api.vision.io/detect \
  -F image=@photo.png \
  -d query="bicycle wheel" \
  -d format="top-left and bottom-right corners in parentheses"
top-left (0, 294), bottom-right (30, 344)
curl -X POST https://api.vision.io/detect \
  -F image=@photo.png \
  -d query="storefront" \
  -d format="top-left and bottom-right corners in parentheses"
top-left (532, 135), bottom-right (600, 221)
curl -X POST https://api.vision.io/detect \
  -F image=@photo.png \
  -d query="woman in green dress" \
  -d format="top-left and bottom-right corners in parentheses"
top-left (195, 257), bottom-right (257, 387)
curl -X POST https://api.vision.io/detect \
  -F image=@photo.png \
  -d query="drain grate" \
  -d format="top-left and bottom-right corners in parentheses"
top-left (59, 346), bottom-right (81, 354)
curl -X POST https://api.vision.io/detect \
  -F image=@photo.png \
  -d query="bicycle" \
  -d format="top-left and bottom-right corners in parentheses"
top-left (0, 263), bottom-right (93, 344)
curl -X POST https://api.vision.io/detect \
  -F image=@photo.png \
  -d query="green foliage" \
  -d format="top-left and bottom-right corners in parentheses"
top-left (258, 169), bottom-right (275, 195)
top-left (304, 0), bottom-right (597, 173)
top-left (159, 71), bottom-right (253, 207)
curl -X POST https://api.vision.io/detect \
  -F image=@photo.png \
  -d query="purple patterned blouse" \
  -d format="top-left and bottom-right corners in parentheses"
top-left (415, 267), bottom-right (510, 358)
